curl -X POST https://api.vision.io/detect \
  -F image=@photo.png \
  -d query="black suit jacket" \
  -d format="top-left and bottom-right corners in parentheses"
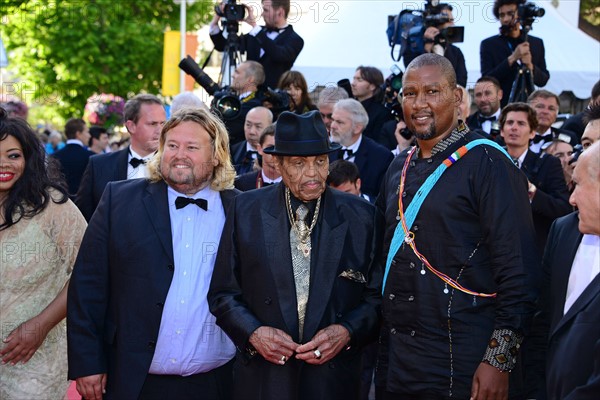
top-left (520, 151), bottom-right (571, 254)
top-left (74, 147), bottom-right (130, 221)
top-left (466, 113), bottom-right (500, 139)
top-left (67, 179), bottom-right (239, 399)
top-left (361, 97), bottom-right (394, 145)
top-left (52, 143), bottom-right (95, 196)
top-left (330, 136), bottom-right (394, 201)
top-left (480, 34), bottom-right (549, 107)
top-left (234, 170), bottom-right (260, 191)
top-left (208, 185), bottom-right (382, 400)
top-left (230, 140), bottom-right (257, 175)
top-left (535, 213), bottom-right (600, 399)
top-left (561, 112), bottom-right (586, 140)
top-left (210, 25), bottom-right (304, 88)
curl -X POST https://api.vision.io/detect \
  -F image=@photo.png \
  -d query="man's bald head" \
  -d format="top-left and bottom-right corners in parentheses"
top-left (404, 53), bottom-right (457, 89)
top-left (244, 106), bottom-right (273, 149)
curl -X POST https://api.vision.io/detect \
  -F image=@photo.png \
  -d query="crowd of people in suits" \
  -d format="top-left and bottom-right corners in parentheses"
top-left (1, 0), bottom-right (600, 399)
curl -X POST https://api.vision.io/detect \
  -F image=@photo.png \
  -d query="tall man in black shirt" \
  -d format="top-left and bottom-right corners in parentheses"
top-left (375, 54), bottom-right (539, 399)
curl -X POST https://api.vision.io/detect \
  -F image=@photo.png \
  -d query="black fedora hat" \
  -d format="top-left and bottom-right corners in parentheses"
top-left (263, 110), bottom-right (341, 156)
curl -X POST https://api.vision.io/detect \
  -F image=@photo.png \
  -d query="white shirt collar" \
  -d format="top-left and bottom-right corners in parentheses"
top-left (343, 134), bottom-right (363, 153)
top-left (261, 170), bottom-right (282, 184)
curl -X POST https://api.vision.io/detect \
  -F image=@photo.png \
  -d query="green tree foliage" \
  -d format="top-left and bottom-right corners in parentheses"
top-left (1, 0), bottom-right (213, 119)
top-left (580, 0), bottom-right (600, 41)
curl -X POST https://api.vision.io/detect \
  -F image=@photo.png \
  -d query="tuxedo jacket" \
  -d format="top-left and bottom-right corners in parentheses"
top-left (466, 112), bottom-right (499, 135)
top-left (210, 25), bottom-right (304, 88)
top-left (480, 34), bottom-right (549, 107)
top-left (230, 140), bottom-right (256, 175)
top-left (537, 213), bottom-right (600, 399)
top-left (52, 143), bottom-right (95, 196)
top-left (330, 135), bottom-right (394, 201)
top-left (67, 179), bottom-right (239, 399)
top-left (520, 151), bottom-right (571, 254)
top-left (208, 185), bottom-right (383, 400)
top-left (75, 147), bottom-right (129, 221)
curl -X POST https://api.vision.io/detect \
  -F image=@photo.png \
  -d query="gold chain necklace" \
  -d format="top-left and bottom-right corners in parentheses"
top-left (285, 187), bottom-right (321, 255)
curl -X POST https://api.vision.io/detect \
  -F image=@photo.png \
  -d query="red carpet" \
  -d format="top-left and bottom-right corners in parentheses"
top-left (64, 381), bottom-right (80, 400)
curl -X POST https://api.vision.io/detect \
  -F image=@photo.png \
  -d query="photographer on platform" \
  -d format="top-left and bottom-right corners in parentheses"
top-left (403, 3), bottom-right (467, 87)
top-left (480, 0), bottom-right (549, 108)
top-left (209, 0), bottom-right (304, 89)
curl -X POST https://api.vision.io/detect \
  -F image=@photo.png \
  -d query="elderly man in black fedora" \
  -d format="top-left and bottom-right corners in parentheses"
top-left (208, 110), bottom-right (383, 400)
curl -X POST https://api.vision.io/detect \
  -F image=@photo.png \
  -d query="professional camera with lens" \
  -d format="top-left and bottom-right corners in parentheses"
top-left (215, 0), bottom-right (246, 22)
top-left (382, 65), bottom-right (404, 128)
top-left (178, 55), bottom-right (241, 120)
top-left (261, 88), bottom-right (291, 119)
top-left (518, 1), bottom-right (545, 30)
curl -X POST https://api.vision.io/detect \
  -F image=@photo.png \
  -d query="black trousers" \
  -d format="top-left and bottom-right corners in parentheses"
top-left (138, 360), bottom-right (234, 400)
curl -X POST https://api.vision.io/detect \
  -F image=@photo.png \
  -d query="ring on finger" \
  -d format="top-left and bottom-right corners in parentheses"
top-left (313, 349), bottom-right (322, 359)
top-left (280, 355), bottom-right (287, 363)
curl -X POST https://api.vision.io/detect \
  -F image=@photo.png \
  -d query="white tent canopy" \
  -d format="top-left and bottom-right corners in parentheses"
top-left (288, 0), bottom-right (599, 99)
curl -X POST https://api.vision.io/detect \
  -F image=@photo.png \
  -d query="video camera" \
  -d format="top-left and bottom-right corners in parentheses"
top-left (387, 0), bottom-right (464, 62)
top-left (215, 0), bottom-right (246, 22)
top-left (215, 0), bottom-right (246, 37)
top-left (518, 1), bottom-right (545, 30)
top-left (179, 55), bottom-right (241, 120)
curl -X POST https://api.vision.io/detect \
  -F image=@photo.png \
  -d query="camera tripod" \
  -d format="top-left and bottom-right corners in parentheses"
top-left (218, 21), bottom-right (245, 88)
top-left (508, 26), bottom-right (535, 103)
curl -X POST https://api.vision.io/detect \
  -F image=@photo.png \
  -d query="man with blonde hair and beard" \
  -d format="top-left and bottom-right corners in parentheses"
top-left (67, 108), bottom-right (239, 400)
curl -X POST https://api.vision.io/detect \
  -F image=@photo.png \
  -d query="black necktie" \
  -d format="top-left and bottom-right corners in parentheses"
top-left (532, 134), bottom-right (551, 144)
top-left (175, 197), bottom-right (208, 211)
top-left (478, 115), bottom-right (496, 124)
top-left (338, 148), bottom-right (354, 160)
top-left (129, 157), bottom-right (146, 168)
top-left (262, 182), bottom-right (274, 187)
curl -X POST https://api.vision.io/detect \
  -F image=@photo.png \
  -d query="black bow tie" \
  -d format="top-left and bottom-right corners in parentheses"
top-left (532, 134), bottom-right (551, 144)
top-left (129, 157), bottom-right (147, 168)
top-left (478, 115), bottom-right (496, 124)
top-left (264, 26), bottom-right (283, 34)
top-left (175, 196), bottom-right (208, 211)
top-left (245, 150), bottom-right (258, 160)
top-left (338, 148), bottom-right (354, 159)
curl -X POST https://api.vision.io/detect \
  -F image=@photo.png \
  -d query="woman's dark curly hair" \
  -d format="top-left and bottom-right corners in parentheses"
top-left (0, 109), bottom-right (68, 231)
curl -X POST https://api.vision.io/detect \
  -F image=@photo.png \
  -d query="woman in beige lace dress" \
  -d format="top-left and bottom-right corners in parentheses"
top-left (0, 111), bottom-right (87, 399)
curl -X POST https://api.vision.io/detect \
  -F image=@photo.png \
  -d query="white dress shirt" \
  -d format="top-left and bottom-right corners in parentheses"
top-left (339, 135), bottom-right (363, 162)
top-left (149, 186), bottom-right (235, 375)
top-left (529, 127), bottom-right (552, 154)
top-left (564, 234), bottom-right (600, 315)
top-left (127, 148), bottom-right (153, 180)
